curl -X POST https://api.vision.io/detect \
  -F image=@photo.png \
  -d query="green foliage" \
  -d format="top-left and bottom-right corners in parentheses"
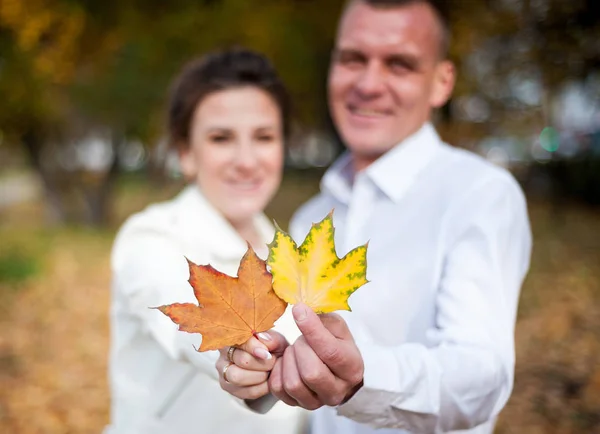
top-left (0, 247), bottom-right (39, 285)
top-left (0, 0), bottom-right (357, 143)
top-left (1, 0), bottom-right (599, 224)
top-left (2, 0), bottom-right (598, 142)
top-left (0, 230), bottom-right (48, 286)
top-left (0, 226), bottom-right (52, 287)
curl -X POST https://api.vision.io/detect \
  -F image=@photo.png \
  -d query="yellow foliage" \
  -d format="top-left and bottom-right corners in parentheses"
top-left (0, 0), bottom-right (86, 84)
top-left (267, 210), bottom-right (369, 313)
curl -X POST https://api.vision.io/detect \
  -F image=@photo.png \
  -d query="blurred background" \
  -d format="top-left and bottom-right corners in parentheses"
top-left (0, 0), bottom-right (599, 432)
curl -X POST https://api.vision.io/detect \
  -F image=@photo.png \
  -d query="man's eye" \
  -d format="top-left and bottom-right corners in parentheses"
top-left (342, 57), bottom-right (362, 65)
top-left (388, 59), bottom-right (414, 74)
top-left (337, 53), bottom-right (365, 67)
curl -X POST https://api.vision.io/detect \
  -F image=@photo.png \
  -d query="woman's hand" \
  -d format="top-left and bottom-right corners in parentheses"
top-left (216, 330), bottom-right (289, 400)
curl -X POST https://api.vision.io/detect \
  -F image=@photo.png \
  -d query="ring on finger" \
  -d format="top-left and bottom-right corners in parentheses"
top-left (226, 346), bottom-right (236, 363)
top-left (222, 362), bottom-right (234, 384)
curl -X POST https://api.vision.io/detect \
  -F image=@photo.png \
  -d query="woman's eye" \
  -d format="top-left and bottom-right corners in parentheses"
top-left (210, 135), bottom-right (230, 143)
top-left (257, 135), bottom-right (274, 142)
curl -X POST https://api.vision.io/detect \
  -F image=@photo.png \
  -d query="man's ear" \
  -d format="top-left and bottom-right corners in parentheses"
top-left (177, 145), bottom-right (196, 180)
top-left (430, 60), bottom-right (456, 108)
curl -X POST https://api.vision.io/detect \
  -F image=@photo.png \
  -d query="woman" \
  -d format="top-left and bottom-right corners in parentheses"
top-left (104, 48), bottom-right (307, 434)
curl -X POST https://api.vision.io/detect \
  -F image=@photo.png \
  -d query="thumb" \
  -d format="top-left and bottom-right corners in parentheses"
top-left (319, 312), bottom-right (353, 341)
top-left (292, 303), bottom-right (338, 359)
top-left (293, 304), bottom-right (361, 381)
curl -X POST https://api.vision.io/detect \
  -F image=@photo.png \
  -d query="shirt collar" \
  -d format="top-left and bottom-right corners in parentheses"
top-left (174, 185), bottom-right (275, 262)
top-left (320, 151), bottom-right (354, 204)
top-left (321, 122), bottom-right (443, 204)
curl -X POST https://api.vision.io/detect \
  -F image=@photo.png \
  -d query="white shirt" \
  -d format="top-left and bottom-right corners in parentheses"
top-left (104, 186), bottom-right (308, 434)
top-left (289, 123), bottom-right (532, 434)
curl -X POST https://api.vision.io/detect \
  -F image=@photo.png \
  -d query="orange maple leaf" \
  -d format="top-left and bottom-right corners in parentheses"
top-left (156, 246), bottom-right (286, 352)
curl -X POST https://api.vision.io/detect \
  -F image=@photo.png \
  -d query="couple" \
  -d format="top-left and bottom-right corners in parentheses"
top-left (105, 1), bottom-right (532, 433)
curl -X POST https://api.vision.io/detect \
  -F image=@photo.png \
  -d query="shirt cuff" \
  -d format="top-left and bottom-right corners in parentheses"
top-left (337, 342), bottom-right (440, 431)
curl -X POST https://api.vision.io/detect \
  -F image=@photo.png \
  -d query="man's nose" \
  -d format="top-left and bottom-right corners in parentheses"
top-left (354, 62), bottom-right (386, 97)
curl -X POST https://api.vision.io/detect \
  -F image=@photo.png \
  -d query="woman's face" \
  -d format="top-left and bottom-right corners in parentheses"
top-left (179, 87), bottom-right (284, 226)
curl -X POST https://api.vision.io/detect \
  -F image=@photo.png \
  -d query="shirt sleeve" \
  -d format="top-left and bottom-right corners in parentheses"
top-left (111, 221), bottom-right (219, 375)
top-left (334, 175), bottom-right (532, 432)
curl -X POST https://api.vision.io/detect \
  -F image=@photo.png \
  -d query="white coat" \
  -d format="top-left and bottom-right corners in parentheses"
top-left (104, 185), bottom-right (308, 434)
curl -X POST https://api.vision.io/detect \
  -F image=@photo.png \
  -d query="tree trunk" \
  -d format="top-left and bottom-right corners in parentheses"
top-left (21, 130), bottom-right (67, 225)
top-left (82, 132), bottom-right (121, 226)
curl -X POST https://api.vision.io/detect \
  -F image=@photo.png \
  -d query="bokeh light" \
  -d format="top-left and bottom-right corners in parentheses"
top-left (539, 126), bottom-right (560, 153)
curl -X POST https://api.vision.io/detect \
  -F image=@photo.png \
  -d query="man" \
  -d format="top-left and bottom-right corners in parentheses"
top-left (218, 0), bottom-right (532, 433)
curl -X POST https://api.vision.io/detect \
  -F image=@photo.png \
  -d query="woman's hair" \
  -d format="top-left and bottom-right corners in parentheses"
top-left (167, 47), bottom-right (291, 149)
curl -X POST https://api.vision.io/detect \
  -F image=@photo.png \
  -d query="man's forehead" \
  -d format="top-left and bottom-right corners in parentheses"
top-left (335, 1), bottom-right (440, 56)
top-left (335, 28), bottom-right (421, 57)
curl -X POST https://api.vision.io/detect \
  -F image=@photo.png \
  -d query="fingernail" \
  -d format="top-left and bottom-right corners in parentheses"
top-left (253, 348), bottom-right (272, 360)
top-left (257, 332), bottom-right (272, 341)
top-left (293, 304), bottom-right (308, 322)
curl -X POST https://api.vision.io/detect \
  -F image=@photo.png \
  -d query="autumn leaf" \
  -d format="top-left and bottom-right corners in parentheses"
top-left (267, 210), bottom-right (368, 314)
top-left (156, 245), bottom-right (286, 352)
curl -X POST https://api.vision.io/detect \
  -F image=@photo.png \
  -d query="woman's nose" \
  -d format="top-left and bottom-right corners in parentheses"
top-left (232, 140), bottom-right (260, 170)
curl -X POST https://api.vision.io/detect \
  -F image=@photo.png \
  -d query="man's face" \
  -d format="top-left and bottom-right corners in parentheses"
top-left (328, 1), bottom-right (455, 170)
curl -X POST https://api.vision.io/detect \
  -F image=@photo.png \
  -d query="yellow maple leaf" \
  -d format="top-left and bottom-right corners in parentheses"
top-left (267, 210), bottom-right (369, 313)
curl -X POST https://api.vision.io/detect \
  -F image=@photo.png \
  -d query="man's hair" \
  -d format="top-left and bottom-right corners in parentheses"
top-left (350, 0), bottom-right (451, 59)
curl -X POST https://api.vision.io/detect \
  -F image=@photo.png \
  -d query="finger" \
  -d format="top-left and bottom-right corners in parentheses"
top-left (232, 347), bottom-right (276, 372)
top-left (219, 346), bottom-right (238, 365)
top-left (319, 312), bottom-right (353, 341)
top-left (222, 364), bottom-right (269, 387)
top-left (239, 336), bottom-right (272, 361)
top-left (256, 330), bottom-right (289, 357)
top-left (282, 346), bottom-right (323, 410)
top-left (293, 337), bottom-right (345, 406)
top-left (269, 357), bottom-right (298, 407)
top-left (217, 357), bottom-right (269, 386)
top-left (215, 356), bottom-right (231, 381)
top-left (220, 378), bottom-right (270, 401)
top-left (215, 355), bottom-right (228, 374)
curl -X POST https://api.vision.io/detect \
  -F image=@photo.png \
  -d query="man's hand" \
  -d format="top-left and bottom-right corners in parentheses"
top-left (269, 303), bottom-right (364, 409)
top-left (216, 330), bottom-right (289, 400)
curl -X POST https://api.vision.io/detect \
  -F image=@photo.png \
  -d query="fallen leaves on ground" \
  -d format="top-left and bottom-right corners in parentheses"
top-left (1, 189), bottom-right (599, 434)
top-left (0, 230), bottom-right (112, 434)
